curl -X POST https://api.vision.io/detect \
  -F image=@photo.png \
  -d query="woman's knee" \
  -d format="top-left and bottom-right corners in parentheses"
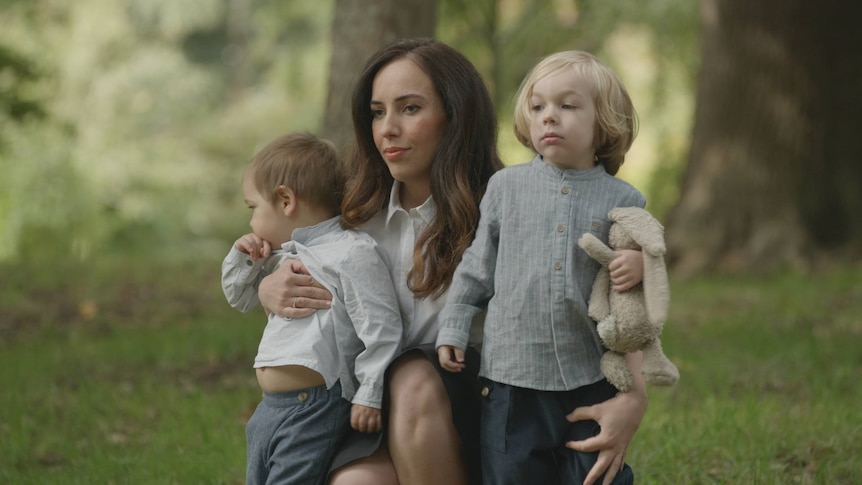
top-left (388, 354), bottom-right (451, 418)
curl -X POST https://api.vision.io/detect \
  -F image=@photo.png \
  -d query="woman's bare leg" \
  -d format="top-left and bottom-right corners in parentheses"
top-left (328, 447), bottom-right (399, 485)
top-left (387, 353), bottom-right (468, 485)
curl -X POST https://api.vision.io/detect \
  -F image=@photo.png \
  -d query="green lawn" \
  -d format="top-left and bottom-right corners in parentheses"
top-left (1, 258), bottom-right (860, 484)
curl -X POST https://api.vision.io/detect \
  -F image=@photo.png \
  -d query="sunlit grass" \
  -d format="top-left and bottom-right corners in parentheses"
top-left (1, 258), bottom-right (860, 483)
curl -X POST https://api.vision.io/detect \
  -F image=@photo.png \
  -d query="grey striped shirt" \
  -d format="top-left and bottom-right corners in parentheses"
top-left (437, 156), bottom-right (646, 391)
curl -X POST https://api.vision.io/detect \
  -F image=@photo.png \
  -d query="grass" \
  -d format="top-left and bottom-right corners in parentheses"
top-left (633, 267), bottom-right (862, 484)
top-left (1, 257), bottom-right (860, 484)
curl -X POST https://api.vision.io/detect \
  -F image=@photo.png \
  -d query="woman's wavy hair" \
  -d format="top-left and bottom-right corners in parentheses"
top-left (341, 38), bottom-right (504, 298)
top-left (512, 50), bottom-right (638, 175)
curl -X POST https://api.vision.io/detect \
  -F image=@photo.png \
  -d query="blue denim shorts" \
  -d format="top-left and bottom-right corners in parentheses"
top-left (480, 378), bottom-right (634, 485)
top-left (246, 381), bottom-right (350, 485)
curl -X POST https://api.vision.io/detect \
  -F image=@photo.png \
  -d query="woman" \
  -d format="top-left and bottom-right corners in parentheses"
top-left (258, 38), bottom-right (646, 485)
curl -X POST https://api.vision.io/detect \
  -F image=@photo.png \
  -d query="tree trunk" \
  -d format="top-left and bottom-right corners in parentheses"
top-left (323, 0), bottom-right (437, 154)
top-left (666, 0), bottom-right (862, 275)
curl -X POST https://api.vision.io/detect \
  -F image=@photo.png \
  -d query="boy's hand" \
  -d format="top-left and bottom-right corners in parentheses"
top-left (350, 404), bottom-right (382, 433)
top-left (437, 345), bottom-right (465, 373)
top-left (609, 249), bottom-right (643, 292)
top-left (235, 234), bottom-right (271, 261)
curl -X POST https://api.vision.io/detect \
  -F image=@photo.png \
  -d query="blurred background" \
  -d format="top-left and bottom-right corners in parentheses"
top-left (1, 0), bottom-right (860, 483)
top-left (0, 0), bottom-right (695, 266)
top-left (2, 0), bottom-right (859, 271)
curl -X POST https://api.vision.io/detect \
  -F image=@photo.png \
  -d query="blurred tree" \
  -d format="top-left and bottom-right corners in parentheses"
top-left (0, 44), bottom-right (44, 124)
top-left (666, 0), bottom-right (862, 274)
top-left (0, 0), bottom-right (334, 261)
top-left (323, 0), bottom-right (436, 153)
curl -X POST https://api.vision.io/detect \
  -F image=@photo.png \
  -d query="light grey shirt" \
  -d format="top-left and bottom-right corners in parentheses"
top-left (221, 216), bottom-right (402, 408)
top-left (437, 156), bottom-right (646, 391)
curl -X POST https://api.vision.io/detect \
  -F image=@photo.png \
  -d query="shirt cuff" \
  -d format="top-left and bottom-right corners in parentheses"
top-left (226, 246), bottom-right (265, 284)
top-left (351, 383), bottom-right (382, 409)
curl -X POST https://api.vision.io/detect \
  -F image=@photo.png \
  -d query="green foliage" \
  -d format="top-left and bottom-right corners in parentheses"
top-left (0, 0), bottom-right (696, 262)
top-left (0, 44), bottom-right (44, 124)
top-left (0, 0), bottom-right (333, 263)
top-left (2, 258), bottom-right (860, 483)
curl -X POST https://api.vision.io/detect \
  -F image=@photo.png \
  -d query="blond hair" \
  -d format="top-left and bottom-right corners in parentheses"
top-left (245, 132), bottom-right (344, 216)
top-left (513, 51), bottom-right (638, 175)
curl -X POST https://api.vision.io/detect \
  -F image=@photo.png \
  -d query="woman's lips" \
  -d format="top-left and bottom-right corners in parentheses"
top-left (383, 147), bottom-right (408, 160)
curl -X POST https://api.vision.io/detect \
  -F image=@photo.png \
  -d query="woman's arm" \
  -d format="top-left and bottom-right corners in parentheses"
top-left (257, 258), bottom-right (333, 318)
top-left (565, 351), bottom-right (648, 485)
top-left (564, 249), bottom-right (648, 484)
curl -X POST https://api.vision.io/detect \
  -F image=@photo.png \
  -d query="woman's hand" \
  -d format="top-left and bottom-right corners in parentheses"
top-left (257, 259), bottom-right (332, 318)
top-left (565, 352), bottom-right (647, 485)
top-left (609, 249), bottom-right (643, 292)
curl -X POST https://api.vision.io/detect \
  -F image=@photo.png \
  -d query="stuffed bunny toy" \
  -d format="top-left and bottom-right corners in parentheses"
top-left (578, 207), bottom-right (679, 392)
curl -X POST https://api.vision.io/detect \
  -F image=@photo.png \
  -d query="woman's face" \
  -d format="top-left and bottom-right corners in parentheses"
top-left (370, 58), bottom-right (447, 199)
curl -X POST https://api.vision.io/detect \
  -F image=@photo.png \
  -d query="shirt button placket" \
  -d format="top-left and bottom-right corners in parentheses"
top-left (554, 185), bottom-right (569, 272)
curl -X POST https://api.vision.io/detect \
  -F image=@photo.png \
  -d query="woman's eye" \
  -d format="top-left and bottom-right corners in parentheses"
top-left (404, 104), bottom-right (420, 114)
top-left (371, 109), bottom-right (384, 119)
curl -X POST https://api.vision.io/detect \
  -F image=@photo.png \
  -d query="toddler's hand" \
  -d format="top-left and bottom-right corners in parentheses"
top-left (235, 234), bottom-right (271, 261)
top-left (350, 404), bottom-right (382, 433)
top-left (437, 345), bottom-right (465, 373)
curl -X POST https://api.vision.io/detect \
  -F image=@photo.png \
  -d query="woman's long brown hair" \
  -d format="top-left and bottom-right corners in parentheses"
top-left (341, 38), bottom-right (504, 299)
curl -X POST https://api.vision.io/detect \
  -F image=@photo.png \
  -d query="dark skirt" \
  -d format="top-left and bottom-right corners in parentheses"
top-left (329, 343), bottom-right (482, 483)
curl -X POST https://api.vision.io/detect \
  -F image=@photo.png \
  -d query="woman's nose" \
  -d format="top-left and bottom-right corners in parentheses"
top-left (379, 113), bottom-right (399, 137)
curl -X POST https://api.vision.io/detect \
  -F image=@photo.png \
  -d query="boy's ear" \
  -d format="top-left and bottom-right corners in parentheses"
top-left (275, 185), bottom-right (296, 216)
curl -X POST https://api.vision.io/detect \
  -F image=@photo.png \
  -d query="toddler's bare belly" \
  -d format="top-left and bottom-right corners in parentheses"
top-left (256, 365), bottom-right (326, 393)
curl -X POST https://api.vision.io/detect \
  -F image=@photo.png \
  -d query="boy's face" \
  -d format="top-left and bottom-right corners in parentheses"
top-left (528, 68), bottom-right (597, 170)
top-left (242, 176), bottom-right (292, 248)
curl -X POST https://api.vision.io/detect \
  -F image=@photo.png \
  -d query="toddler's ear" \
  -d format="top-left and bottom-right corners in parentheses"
top-left (275, 185), bottom-right (296, 215)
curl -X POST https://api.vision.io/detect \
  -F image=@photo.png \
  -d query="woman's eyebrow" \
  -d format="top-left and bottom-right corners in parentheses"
top-left (370, 93), bottom-right (427, 105)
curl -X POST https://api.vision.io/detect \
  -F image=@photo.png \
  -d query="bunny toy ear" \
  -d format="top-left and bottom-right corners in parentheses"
top-left (609, 207), bottom-right (670, 324)
top-left (608, 207), bottom-right (666, 256)
top-left (643, 250), bottom-right (670, 325)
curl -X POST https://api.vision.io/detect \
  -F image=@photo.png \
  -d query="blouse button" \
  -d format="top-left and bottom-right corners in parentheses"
top-left (554, 262), bottom-right (563, 270)
top-left (557, 225), bottom-right (565, 233)
top-left (561, 187), bottom-right (570, 195)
